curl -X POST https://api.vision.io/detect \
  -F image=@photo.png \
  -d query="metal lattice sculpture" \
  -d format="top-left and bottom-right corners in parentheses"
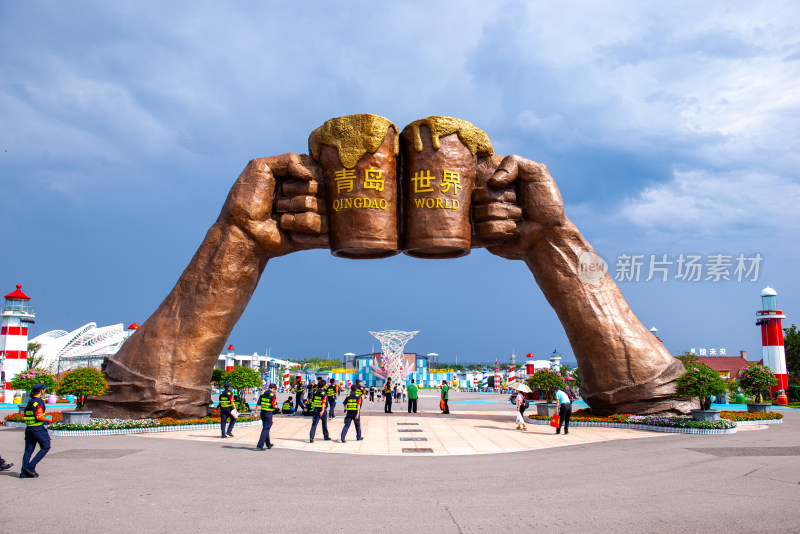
top-left (369, 330), bottom-right (418, 386)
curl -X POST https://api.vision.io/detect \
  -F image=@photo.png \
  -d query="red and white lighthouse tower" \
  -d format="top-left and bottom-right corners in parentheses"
top-left (756, 286), bottom-right (787, 395)
top-left (1, 284), bottom-right (36, 402)
top-left (225, 345), bottom-right (235, 372)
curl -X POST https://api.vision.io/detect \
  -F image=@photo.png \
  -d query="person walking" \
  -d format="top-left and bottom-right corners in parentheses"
top-left (326, 378), bottom-right (338, 419)
top-left (306, 380), bottom-right (315, 406)
top-left (407, 379), bottom-right (418, 413)
top-left (515, 390), bottom-right (529, 430)
top-left (393, 384), bottom-right (399, 404)
top-left (0, 452), bottom-right (13, 472)
top-left (383, 378), bottom-right (393, 414)
top-left (20, 383), bottom-right (53, 478)
top-left (354, 379), bottom-right (366, 399)
top-left (256, 383), bottom-right (278, 450)
top-left (293, 377), bottom-right (304, 417)
top-left (340, 385), bottom-right (363, 443)
top-left (555, 388), bottom-right (572, 435)
top-left (401, 384), bottom-right (407, 403)
top-left (369, 386), bottom-right (375, 402)
top-left (218, 382), bottom-right (237, 438)
top-left (309, 378), bottom-right (330, 443)
top-left (440, 380), bottom-right (450, 414)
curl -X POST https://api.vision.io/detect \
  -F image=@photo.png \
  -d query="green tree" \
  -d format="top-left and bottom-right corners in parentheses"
top-left (675, 363), bottom-right (726, 410)
top-left (526, 369), bottom-right (566, 403)
top-left (784, 324), bottom-right (800, 386)
top-left (56, 367), bottom-right (109, 410)
top-left (10, 368), bottom-right (57, 394)
top-left (225, 366), bottom-right (263, 411)
top-left (210, 368), bottom-right (226, 386)
top-left (26, 342), bottom-right (45, 370)
top-left (570, 366), bottom-right (582, 391)
top-left (738, 364), bottom-right (778, 403)
top-left (675, 351), bottom-right (699, 368)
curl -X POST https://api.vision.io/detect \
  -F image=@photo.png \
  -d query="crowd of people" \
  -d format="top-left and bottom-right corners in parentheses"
top-left (213, 376), bottom-right (450, 450)
top-left (1, 378), bottom-right (576, 477)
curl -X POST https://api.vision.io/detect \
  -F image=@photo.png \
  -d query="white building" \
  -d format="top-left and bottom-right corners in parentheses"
top-left (30, 322), bottom-right (134, 372)
top-left (30, 323), bottom-right (298, 377)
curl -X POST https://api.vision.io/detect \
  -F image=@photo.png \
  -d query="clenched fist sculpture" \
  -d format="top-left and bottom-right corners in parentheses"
top-left (89, 114), bottom-right (693, 419)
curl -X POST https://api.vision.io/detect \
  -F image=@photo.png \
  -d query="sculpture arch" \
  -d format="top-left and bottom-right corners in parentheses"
top-left (88, 114), bottom-right (693, 419)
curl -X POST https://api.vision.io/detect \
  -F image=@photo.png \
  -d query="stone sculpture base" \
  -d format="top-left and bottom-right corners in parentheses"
top-left (86, 358), bottom-right (211, 419)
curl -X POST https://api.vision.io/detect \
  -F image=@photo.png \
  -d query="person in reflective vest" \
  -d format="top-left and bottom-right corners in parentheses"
top-left (354, 379), bottom-right (366, 399)
top-left (340, 385), bottom-right (363, 443)
top-left (281, 398), bottom-right (294, 414)
top-left (326, 378), bottom-right (338, 419)
top-left (309, 378), bottom-right (330, 442)
top-left (293, 377), bottom-right (304, 417)
top-left (383, 378), bottom-right (393, 414)
top-left (20, 383), bottom-right (53, 478)
top-left (218, 382), bottom-right (237, 438)
top-left (256, 383), bottom-right (278, 450)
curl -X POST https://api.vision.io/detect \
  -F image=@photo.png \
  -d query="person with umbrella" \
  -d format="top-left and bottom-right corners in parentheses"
top-left (509, 381), bottom-right (531, 430)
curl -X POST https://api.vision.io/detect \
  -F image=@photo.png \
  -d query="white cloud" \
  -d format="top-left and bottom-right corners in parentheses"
top-left (622, 168), bottom-right (800, 238)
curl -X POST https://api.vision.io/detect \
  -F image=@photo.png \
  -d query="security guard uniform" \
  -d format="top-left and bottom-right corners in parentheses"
top-left (21, 396), bottom-right (51, 477)
top-left (340, 392), bottom-right (362, 442)
top-left (282, 399), bottom-right (293, 414)
top-left (257, 389), bottom-right (278, 450)
top-left (355, 384), bottom-right (366, 399)
top-left (383, 382), bottom-right (393, 413)
top-left (326, 382), bottom-right (338, 419)
top-left (309, 386), bottom-right (330, 442)
top-left (294, 381), bottom-right (304, 417)
top-left (218, 387), bottom-right (236, 437)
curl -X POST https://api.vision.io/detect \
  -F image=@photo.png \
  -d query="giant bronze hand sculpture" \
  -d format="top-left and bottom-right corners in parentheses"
top-left (88, 154), bottom-right (328, 418)
top-left (472, 155), bottom-right (695, 415)
top-left (90, 113), bottom-right (692, 420)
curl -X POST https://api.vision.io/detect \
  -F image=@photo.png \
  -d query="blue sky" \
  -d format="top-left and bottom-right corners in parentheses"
top-left (1, 1), bottom-right (798, 366)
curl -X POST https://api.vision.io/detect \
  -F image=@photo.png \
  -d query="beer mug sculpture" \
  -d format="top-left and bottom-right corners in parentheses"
top-left (309, 113), bottom-right (400, 259)
top-left (400, 116), bottom-right (494, 258)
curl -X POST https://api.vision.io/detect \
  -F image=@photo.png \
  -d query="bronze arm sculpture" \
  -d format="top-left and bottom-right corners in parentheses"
top-left (88, 154), bottom-right (328, 418)
top-left (471, 154), bottom-right (694, 415)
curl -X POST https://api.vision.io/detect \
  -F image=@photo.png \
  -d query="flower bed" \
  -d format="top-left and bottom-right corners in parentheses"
top-left (626, 414), bottom-right (736, 430)
top-left (526, 408), bottom-right (739, 433)
top-left (720, 411), bottom-right (783, 421)
top-left (4, 412), bottom-right (64, 423)
top-left (49, 418), bottom-right (160, 431)
top-left (4, 410), bottom-right (258, 434)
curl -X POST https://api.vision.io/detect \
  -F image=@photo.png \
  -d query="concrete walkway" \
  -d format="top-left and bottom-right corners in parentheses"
top-left (1, 392), bottom-right (797, 533)
top-left (141, 408), bottom-right (675, 455)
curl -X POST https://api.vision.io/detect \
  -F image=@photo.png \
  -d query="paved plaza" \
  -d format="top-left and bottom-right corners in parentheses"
top-left (1, 392), bottom-right (799, 533)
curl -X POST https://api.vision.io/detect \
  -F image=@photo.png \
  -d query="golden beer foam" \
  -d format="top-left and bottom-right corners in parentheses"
top-left (401, 116), bottom-right (494, 156)
top-left (309, 113), bottom-right (399, 170)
